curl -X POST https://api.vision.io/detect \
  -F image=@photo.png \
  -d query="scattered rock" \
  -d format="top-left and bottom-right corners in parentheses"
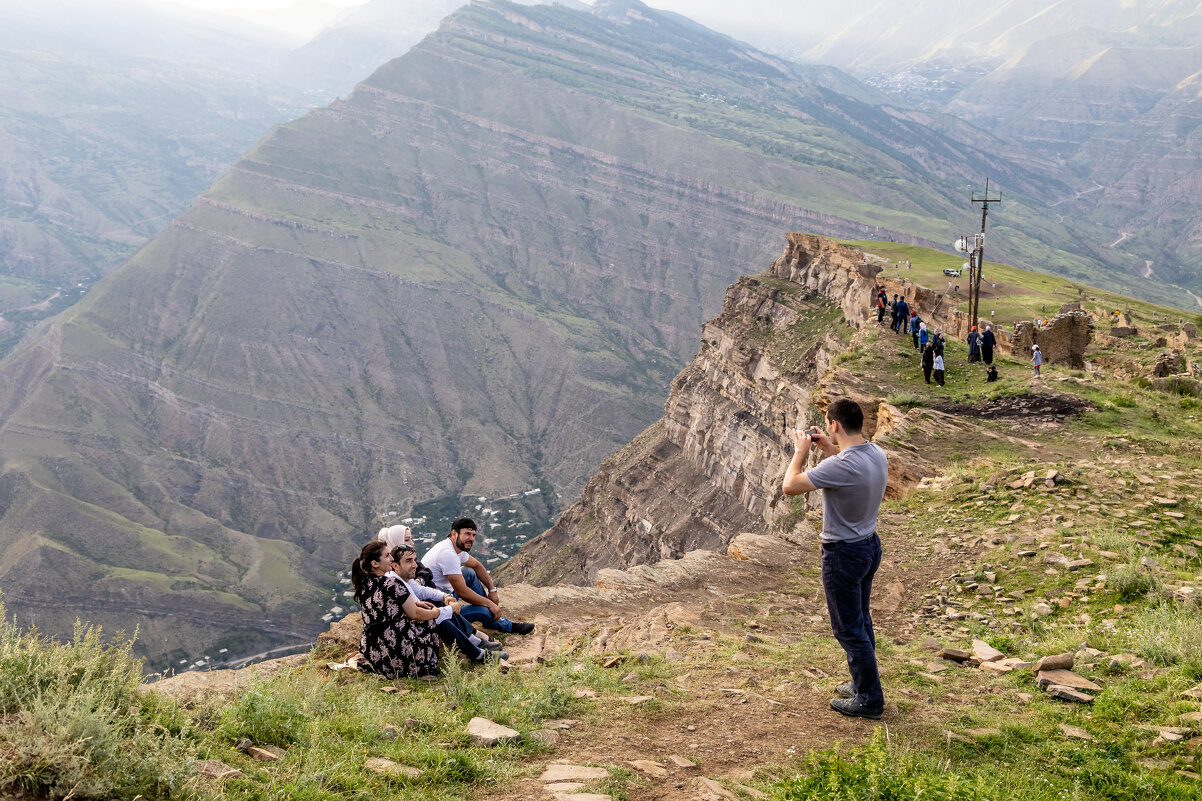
top-left (543, 718), bottom-right (581, 730)
top-left (936, 648), bottom-right (971, 662)
top-left (628, 759), bottom-right (668, 778)
top-left (1046, 685), bottom-right (1094, 703)
top-left (246, 746), bottom-right (284, 762)
top-left (467, 717), bottom-right (520, 747)
top-left (697, 777), bottom-right (738, 800)
top-left (1037, 669), bottom-right (1102, 692)
top-left (619, 695), bottom-right (653, 705)
top-left (553, 794), bottom-right (612, 801)
top-left (1059, 724), bottom-right (1093, 740)
top-left (527, 729), bottom-right (561, 747)
top-left (1032, 653), bottom-right (1074, 672)
top-left (669, 755), bottom-right (699, 769)
top-left (1182, 683), bottom-right (1202, 700)
top-left (364, 757), bottom-right (421, 778)
top-left (540, 764), bottom-right (610, 782)
top-left (972, 639), bottom-right (1004, 663)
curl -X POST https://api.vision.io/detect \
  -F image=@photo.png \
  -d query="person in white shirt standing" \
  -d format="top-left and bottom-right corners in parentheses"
top-left (421, 517), bottom-right (535, 635)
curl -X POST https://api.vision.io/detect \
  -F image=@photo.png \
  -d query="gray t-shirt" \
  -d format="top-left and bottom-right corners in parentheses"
top-left (807, 442), bottom-right (889, 542)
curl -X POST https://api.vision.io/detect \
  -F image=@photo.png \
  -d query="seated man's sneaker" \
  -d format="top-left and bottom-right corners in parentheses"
top-left (835, 682), bottom-right (854, 699)
top-left (829, 697), bottom-right (883, 720)
top-left (478, 637), bottom-right (505, 651)
top-left (509, 621), bottom-right (535, 635)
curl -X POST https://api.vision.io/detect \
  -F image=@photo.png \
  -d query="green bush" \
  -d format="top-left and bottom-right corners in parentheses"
top-left (885, 392), bottom-right (924, 410)
top-left (217, 685), bottom-right (310, 748)
top-left (1111, 394), bottom-right (1137, 408)
top-left (773, 729), bottom-right (980, 800)
top-left (0, 607), bottom-right (195, 800)
top-left (1107, 562), bottom-right (1163, 602)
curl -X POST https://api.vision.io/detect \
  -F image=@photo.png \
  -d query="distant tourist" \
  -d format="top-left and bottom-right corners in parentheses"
top-left (781, 399), bottom-right (888, 721)
top-left (933, 352), bottom-right (945, 386)
top-left (921, 343), bottom-right (935, 384)
top-left (1032, 344), bottom-right (1043, 377)
top-left (876, 289), bottom-right (887, 323)
top-left (918, 321), bottom-right (929, 352)
top-left (910, 312), bottom-right (921, 349)
top-left (889, 295), bottom-right (899, 330)
top-left (422, 518), bottom-right (535, 636)
top-left (966, 326), bottom-right (981, 362)
top-left (895, 297), bottom-right (909, 333)
top-left (932, 329), bottom-right (945, 357)
top-left (986, 364), bottom-right (999, 382)
top-left (981, 325), bottom-right (996, 365)
top-left (352, 540), bottom-right (444, 679)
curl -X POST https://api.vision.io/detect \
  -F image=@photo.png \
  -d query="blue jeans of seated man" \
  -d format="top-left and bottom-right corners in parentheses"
top-left (455, 568), bottom-right (514, 633)
top-left (436, 611), bottom-right (484, 661)
top-left (821, 533), bottom-right (884, 711)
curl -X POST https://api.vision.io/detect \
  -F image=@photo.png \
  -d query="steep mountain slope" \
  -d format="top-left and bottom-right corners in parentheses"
top-left (0, 0), bottom-right (314, 356)
top-left (0, 0), bottom-right (1134, 666)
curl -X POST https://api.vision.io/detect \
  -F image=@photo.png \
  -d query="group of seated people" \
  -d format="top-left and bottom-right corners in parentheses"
top-left (350, 517), bottom-right (536, 679)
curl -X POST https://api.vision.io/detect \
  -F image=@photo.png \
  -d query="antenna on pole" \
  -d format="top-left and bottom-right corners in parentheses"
top-left (967, 179), bottom-right (1002, 331)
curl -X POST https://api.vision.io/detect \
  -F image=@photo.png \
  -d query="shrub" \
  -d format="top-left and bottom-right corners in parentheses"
top-left (885, 392), bottom-right (924, 410)
top-left (0, 607), bottom-right (194, 800)
top-left (773, 728), bottom-right (980, 800)
top-left (1110, 394), bottom-right (1137, 408)
top-left (1107, 562), bottom-right (1163, 602)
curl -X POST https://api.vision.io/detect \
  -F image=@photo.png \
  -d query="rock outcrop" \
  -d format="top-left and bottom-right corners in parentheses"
top-left (499, 234), bottom-right (923, 587)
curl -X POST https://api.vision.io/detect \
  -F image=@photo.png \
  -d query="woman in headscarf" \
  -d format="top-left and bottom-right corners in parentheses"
top-left (981, 325), bottom-right (996, 365)
top-left (351, 540), bottom-right (444, 679)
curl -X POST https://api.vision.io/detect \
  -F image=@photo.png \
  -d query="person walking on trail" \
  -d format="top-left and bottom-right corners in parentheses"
top-left (967, 326), bottom-right (981, 363)
top-left (932, 329), bottom-right (945, 358)
top-left (895, 297), bottom-right (909, 334)
top-left (910, 313), bottom-right (921, 350)
top-left (781, 398), bottom-right (889, 721)
top-left (876, 289), bottom-right (887, 323)
top-left (889, 295), bottom-right (899, 331)
top-left (933, 352), bottom-right (946, 386)
top-left (981, 325), bottom-right (996, 365)
top-left (1032, 344), bottom-right (1043, 377)
top-left (921, 342), bottom-right (935, 384)
top-left (918, 321), bottom-right (929, 352)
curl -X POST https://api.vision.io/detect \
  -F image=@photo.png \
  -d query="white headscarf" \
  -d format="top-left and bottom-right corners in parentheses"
top-left (377, 524), bottom-right (413, 550)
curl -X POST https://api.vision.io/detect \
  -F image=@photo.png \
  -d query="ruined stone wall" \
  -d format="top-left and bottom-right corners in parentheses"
top-left (1011, 310), bottom-right (1094, 369)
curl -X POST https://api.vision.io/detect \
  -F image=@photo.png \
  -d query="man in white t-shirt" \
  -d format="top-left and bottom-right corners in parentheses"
top-left (421, 517), bottom-right (534, 635)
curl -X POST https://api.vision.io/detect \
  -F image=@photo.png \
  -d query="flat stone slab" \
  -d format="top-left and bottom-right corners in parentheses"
top-left (539, 764), bottom-right (609, 782)
top-left (542, 718), bottom-right (581, 730)
top-left (1037, 669), bottom-right (1102, 692)
top-left (628, 759), bottom-right (668, 778)
top-left (247, 746), bottom-right (283, 762)
top-left (1059, 724), bottom-right (1093, 740)
top-left (1032, 653), bottom-right (1074, 672)
top-left (1047, 684), bottom-right (1094, 703)
top-left (618, 695), bottom-right (653, 705)
top-left (668, 755), bottom-right (698, 769)
top-left (972, 639), bottom-right (1004, 663)
top-left (364, 757), bottom-right (420, 777)
top-left (936, 648), bottom-right (971, 662)
top-left (544, 782), bottom-right (585, 793)
top-left (467, 717), bottom-right (520, 747)
top-left (552, 794), bottom-right (612, 801)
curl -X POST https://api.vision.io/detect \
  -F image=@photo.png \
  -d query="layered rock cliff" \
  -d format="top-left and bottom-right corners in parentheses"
top-left (499, 233), bottom-right (931, 586)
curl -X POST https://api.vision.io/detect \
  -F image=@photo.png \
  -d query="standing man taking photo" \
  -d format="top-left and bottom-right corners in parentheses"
top-left (782, 398), bottom-right (888, 720)
top-left (421, 517), bottom-right (535, 636)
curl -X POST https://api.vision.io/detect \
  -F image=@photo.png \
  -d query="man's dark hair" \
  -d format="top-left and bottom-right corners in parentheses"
top-left (826, 398), bottom-right (864, 434)
top-left (451, 517), bottom-right (477, 533)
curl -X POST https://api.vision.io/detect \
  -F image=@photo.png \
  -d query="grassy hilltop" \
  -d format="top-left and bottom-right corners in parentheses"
top-left (3, 242), bottom-right (1202, 800)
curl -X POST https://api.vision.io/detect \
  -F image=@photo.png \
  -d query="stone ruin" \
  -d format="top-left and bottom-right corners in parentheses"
top-left (1011, 310), bottom-right (1094, 369)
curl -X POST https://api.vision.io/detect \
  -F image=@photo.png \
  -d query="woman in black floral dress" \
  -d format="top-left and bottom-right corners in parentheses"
top-left (351, 540), bottom-right (444, 679)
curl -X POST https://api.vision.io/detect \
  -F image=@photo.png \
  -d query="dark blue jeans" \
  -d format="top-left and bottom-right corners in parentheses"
top-left (821, 533), bottom-right (884, 710)
top-left (436, 611), bottom-right (485, 661)
top-left (455, 568), bottom-right (513, 633)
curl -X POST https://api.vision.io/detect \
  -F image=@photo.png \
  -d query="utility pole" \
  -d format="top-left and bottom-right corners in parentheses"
top-left (968, 179), bottom-right (1001, 331)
